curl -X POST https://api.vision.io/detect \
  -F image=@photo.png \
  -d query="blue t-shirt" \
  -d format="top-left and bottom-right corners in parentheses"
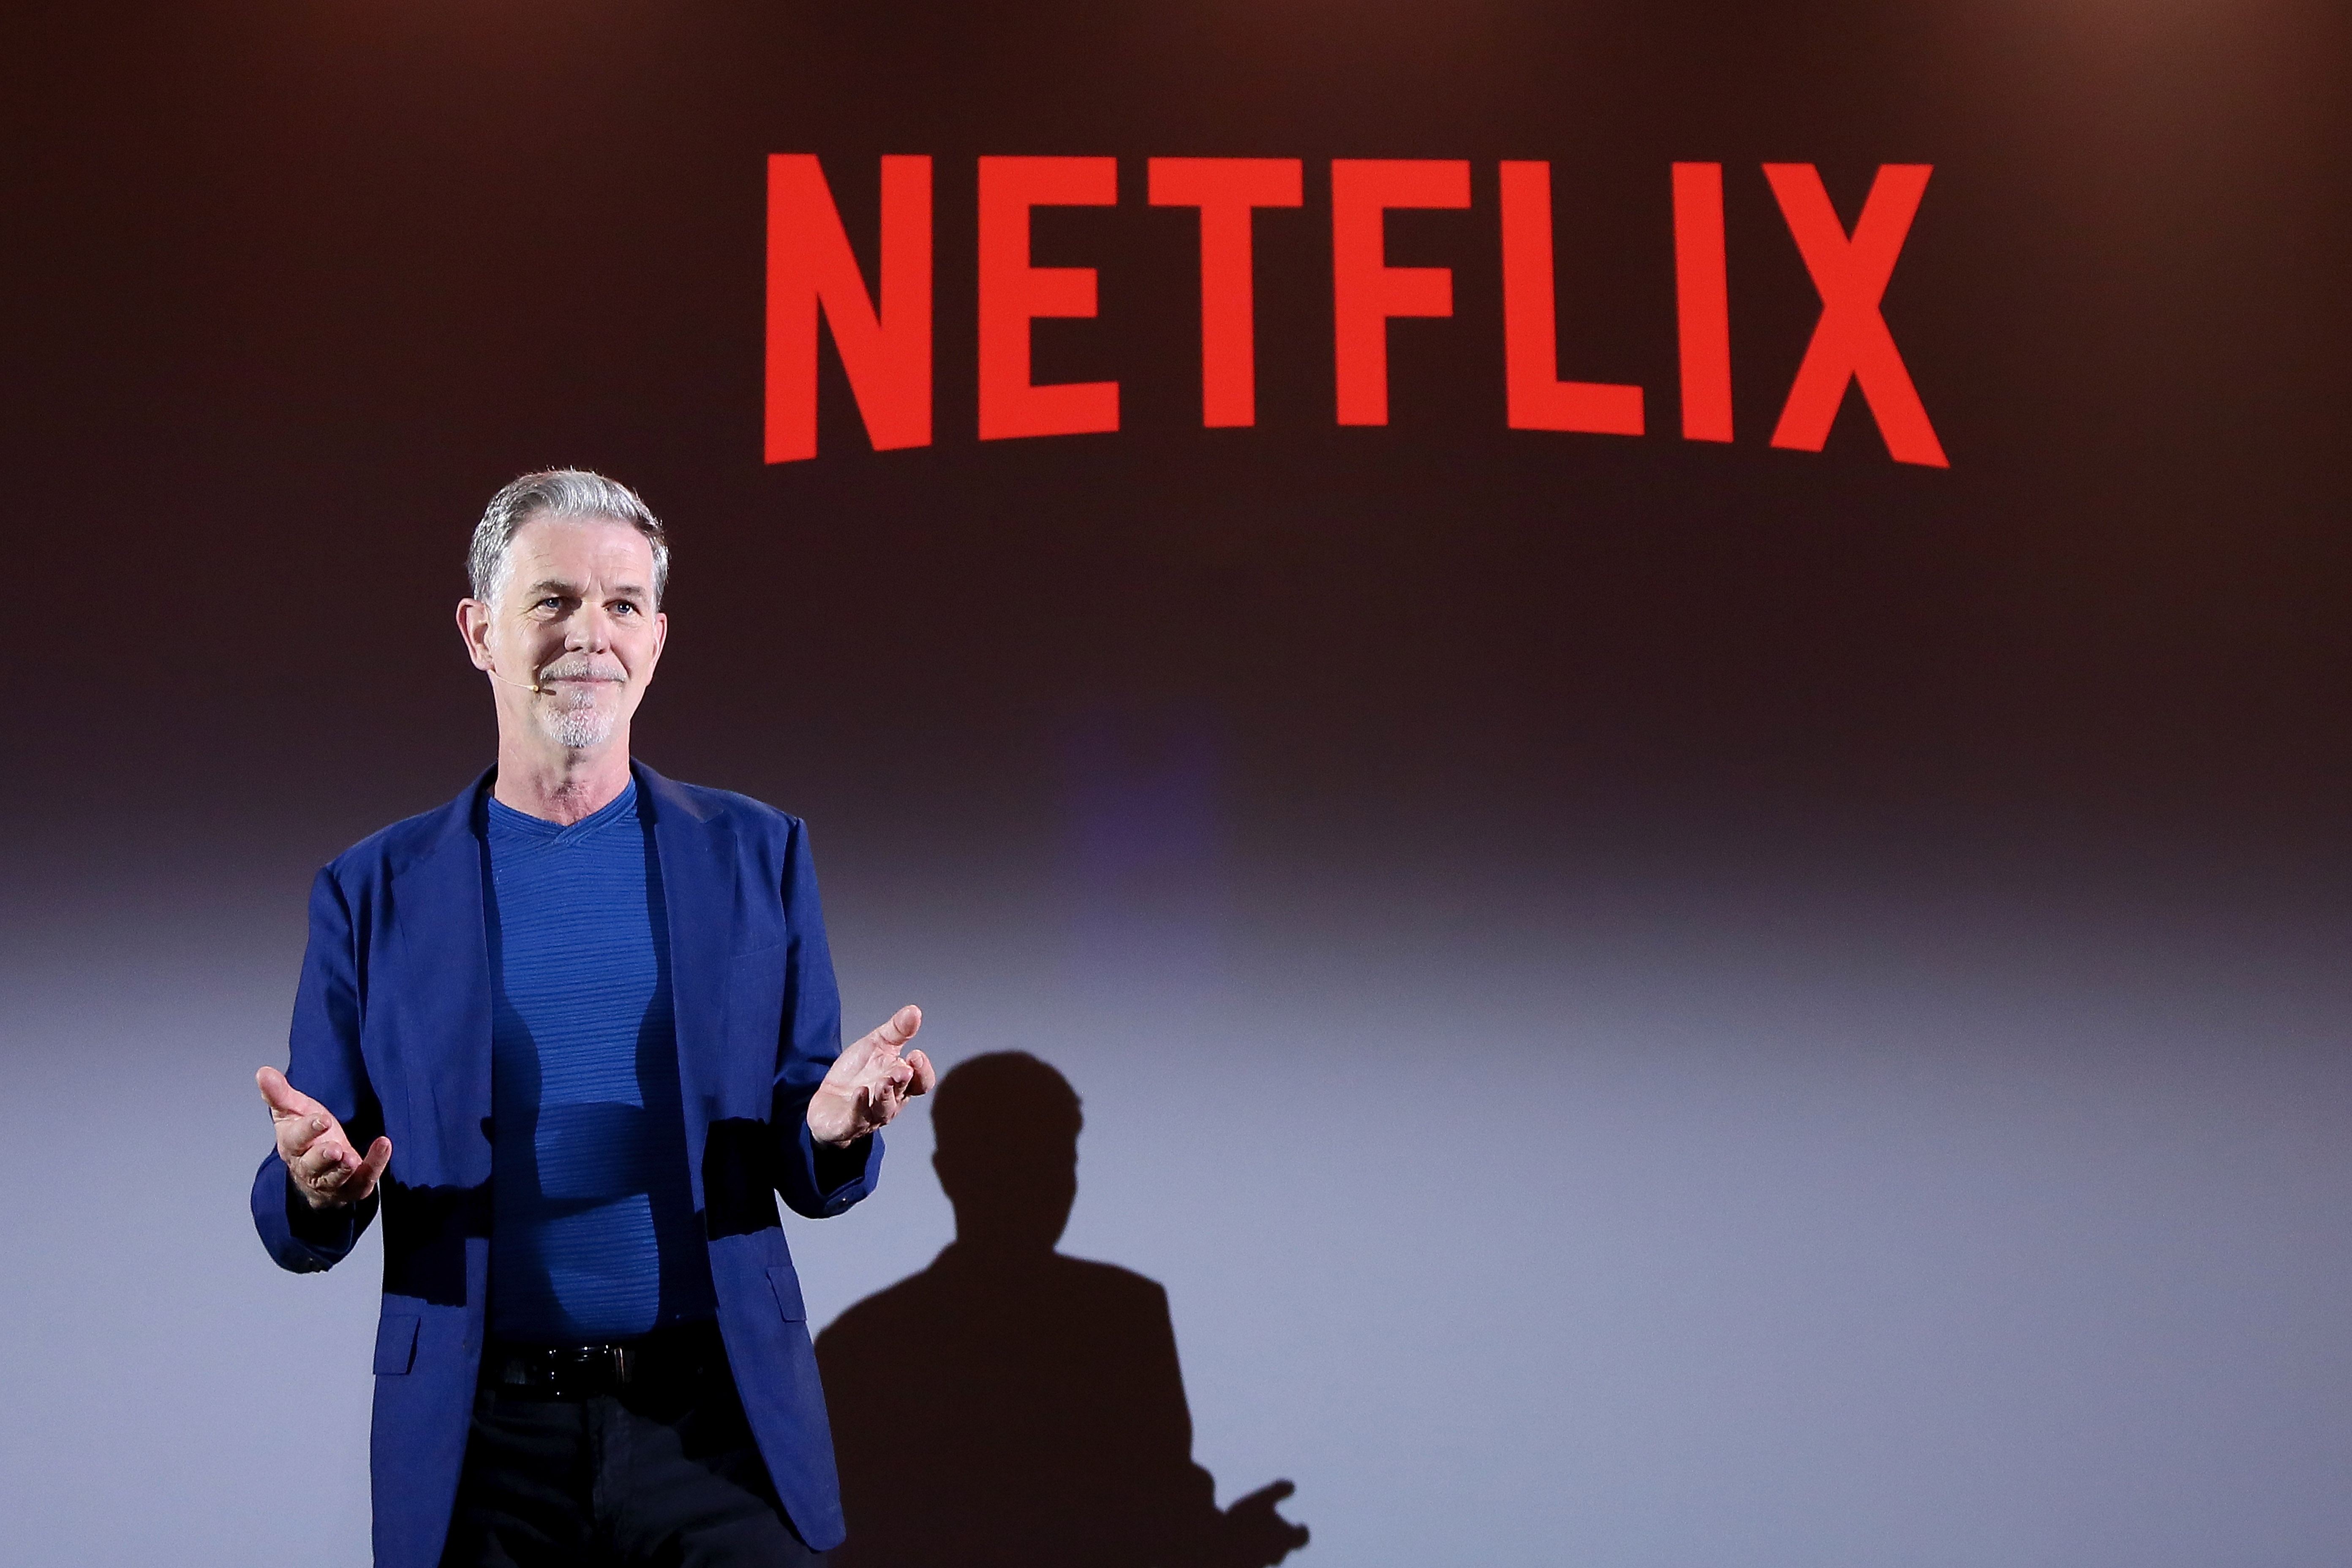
top-left (484, 778), bottom-right (716, 1341)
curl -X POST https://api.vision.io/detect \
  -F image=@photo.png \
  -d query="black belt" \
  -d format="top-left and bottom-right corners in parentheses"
top-left (482, 1320), bottom-right (726, 1400)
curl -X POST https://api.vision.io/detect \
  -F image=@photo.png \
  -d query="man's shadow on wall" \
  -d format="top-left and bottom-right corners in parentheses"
top-left (817, 1052), bottom-right (1310, 1568)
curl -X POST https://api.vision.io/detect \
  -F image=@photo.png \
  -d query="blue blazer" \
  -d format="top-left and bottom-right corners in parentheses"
top-left (250, 762), bottom-right (880, 1568)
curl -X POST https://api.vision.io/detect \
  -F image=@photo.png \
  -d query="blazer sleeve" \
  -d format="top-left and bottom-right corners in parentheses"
top-left (770, 815), bottom-right (883, 1220)
top-left (250, 864), bottom-right (383, 1271)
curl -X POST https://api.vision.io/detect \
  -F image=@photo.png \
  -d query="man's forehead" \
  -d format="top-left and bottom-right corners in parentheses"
top-left (506, 513), bottom-right (653, 577)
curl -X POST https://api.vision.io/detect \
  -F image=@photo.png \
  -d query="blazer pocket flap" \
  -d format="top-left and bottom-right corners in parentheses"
top-left (767, 1265), bottom-right (808, 1323)
top-left (373, 1312), bottom-right (420, 1375)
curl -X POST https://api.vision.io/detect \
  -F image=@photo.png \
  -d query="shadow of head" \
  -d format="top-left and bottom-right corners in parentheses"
top-left (823, 1052), bottom-right (1312, 1568)
top-left (931, 1051), bottom-right (1081, 1256)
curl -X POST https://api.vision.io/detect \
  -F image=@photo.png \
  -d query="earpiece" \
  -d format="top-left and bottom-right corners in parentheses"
top-left (485, 667), bottom-right (544, 696)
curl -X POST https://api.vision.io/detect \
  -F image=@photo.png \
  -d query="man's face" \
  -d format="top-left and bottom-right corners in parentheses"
top-left (459, 513), bottom-right (667, 752)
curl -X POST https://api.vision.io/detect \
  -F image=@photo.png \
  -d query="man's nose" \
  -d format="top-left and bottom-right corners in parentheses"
top-left (564, 603), bottom-right (614, 653)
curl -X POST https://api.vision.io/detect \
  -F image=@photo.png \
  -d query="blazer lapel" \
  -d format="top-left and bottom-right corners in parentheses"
top-left (640, 761), bottom-right (735, 1202)
top-left (392, 770), bottom-right (497, 1185)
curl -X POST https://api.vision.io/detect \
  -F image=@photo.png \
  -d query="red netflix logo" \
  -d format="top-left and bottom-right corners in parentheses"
top-left (765, 155), bottom-right (1948, 469)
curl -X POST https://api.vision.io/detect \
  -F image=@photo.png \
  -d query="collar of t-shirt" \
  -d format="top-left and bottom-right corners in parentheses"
top-left (485, 777), bottom-right (640, 844)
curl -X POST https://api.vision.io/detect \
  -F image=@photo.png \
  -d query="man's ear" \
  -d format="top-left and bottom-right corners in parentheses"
top-left (455, 599), bottom-right (493, 671)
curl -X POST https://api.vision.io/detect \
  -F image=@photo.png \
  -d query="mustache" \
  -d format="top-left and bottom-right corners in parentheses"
top-left (533, 658), bottom-right (628, 684)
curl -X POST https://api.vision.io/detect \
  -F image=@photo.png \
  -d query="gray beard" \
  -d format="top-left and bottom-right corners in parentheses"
top-left (541, 692), bottom-right (618, 749)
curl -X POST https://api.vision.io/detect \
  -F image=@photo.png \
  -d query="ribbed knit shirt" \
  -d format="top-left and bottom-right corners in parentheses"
top-left (484, 778), bottom-right (716, 1342)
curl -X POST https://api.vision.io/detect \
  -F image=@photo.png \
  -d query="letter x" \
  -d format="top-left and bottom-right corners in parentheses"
top-left (1765, 163), bottom-right (1948, 468)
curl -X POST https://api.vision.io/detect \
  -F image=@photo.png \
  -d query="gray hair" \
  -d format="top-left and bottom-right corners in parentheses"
top-left (467, 468), bottom-right (670, 607)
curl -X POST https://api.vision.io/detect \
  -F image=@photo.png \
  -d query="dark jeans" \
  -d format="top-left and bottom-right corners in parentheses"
top-left (440, 1340), bottom-right (821, 1568)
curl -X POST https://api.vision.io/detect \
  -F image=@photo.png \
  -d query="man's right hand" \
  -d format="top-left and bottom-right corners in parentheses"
top-left (258, 1065), bottom-right (392, 1209)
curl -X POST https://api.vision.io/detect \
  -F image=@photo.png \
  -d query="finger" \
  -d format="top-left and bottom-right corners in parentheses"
top-left (865, 1077), bottom-right (904, 1125)
top-left (346, 1137), bottom-right (393, 1202)
top-left (293, 1134), bottom-right (359, 1185)
top-left (868, 1061), bottom-right (914, 1111)
top-left (903, 1049), bottom-right (937, 1096)
top-left (294, 1152), bottom-right (352, 1197)
top-left (260, 1070), bottom-right (341, 1165)
top-left (843, 1053), bottom-right (914, 1105)
top-left (256, 1066), bottom-right (325, 1122)
top-left (863, 1077), bottom-right (916, 1130)
top-left (278, 1113), bottom-right (336, 1162)
top-left (852, 1004), bottom-right (922, 1061)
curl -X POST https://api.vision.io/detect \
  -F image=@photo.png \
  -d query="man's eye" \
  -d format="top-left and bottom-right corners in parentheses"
top-left (538, 598), bottom-right (563, 611)
top-left (613, 602), bottom-right (638, 615)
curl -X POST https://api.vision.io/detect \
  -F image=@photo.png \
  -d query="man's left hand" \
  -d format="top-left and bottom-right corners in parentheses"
top-left (808, 1004), bottom-right (936, 1146)
top-left (1217, 1480), bottom-right (1310, 1568)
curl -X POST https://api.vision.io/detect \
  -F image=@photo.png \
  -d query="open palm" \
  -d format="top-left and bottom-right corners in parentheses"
top-left (808, 1004), bottom-right (936, 1146)
top-left (257, 1065), bottom-right (391, 1208)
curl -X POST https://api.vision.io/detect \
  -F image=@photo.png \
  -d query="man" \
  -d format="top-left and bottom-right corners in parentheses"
top-left (818, 1053), bottom-right (1309, 1568)
top-left (250, 469), bottom-right (936, 1568)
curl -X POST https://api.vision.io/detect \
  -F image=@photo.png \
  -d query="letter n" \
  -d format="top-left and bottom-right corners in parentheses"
top-left (765, 155), bottom-right (932, 463)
